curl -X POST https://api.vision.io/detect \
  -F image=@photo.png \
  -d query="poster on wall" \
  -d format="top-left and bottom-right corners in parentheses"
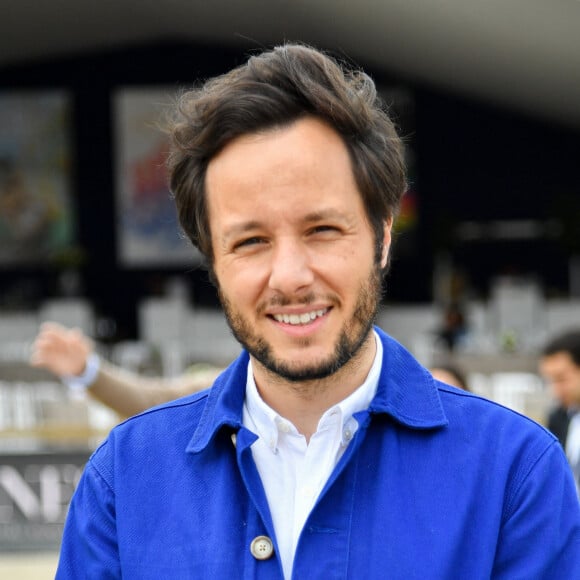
top-left (0, 91), bottom-right (74, 265)
top-left (114, 88), bottom-right (202, 267)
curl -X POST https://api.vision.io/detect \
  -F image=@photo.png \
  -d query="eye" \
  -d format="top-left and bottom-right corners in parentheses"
top-left (233, 236), bottom-right (266, 250)
top-left (309, 225), bottom-right (341, 235)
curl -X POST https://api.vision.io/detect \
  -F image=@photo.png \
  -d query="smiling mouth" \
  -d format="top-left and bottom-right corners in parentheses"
top-left (271, 308), bottom-right (329, 326)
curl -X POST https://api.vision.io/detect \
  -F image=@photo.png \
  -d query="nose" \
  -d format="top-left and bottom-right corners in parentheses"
top-left (268, 238), bottom-right (314, 295)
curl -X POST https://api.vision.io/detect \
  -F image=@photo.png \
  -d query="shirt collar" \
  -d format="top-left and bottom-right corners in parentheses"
top-left (243, 331), bottom-right (383, 453)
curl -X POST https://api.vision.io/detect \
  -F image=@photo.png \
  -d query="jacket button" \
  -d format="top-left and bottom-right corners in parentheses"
top-left (250, 535), bottom-right (274, 560)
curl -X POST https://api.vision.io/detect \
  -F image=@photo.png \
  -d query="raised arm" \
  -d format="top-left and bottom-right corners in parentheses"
top-left (30, 322), bottom-right (221, 417)
top-left (91, 360), bottom-right (221, 417)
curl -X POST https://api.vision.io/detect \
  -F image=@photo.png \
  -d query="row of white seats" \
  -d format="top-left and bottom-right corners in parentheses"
top-left (0, 295), bottom-right (579, 372)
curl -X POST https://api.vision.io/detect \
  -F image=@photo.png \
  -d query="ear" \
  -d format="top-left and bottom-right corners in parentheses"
top-left (380, 218), bottom-right (393, 268)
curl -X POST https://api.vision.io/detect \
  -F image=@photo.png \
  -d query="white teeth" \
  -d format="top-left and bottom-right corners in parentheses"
top-left (274, 309), bottom-right (327, 325)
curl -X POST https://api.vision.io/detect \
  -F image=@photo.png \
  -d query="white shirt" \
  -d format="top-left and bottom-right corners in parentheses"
top-left (242, 331), bottom-right (383, 580)
top-left (565, 411), bottom-right (580, 495)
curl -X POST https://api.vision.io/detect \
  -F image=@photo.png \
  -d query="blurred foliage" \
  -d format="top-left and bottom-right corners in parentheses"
top-left (49, 244), bottom-right (87, 269)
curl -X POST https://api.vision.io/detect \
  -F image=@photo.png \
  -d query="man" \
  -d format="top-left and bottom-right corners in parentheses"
top-left (29, 322), bottom-right (220, 417)
top-left (57, 44), bottom-right (580, 578)
top-left (539, 329), bottom-right (580, 492)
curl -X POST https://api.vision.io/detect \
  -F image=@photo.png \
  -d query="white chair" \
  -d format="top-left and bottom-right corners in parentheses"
top-left (377, 304), bottom-right (439, 355)
top-left (38, 299), bottom-right (94, 335)
top-left (0, 311), bottom-right (39, 343)
top-left (184, 308), bottom-right (240, 366)
top-left (545, 299), bottom-right (580, 338)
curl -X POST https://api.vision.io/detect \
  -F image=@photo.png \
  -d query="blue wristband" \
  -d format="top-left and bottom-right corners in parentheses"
top-left (62, 353), bottom-right (101, 392)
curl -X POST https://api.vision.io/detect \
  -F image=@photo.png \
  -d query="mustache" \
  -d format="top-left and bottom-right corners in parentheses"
top-left (256, 292), bottom-right (342, 315)
top-left (263, 292), bottom-right (316, 307)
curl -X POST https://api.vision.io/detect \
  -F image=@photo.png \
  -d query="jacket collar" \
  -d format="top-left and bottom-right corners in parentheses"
top-left (369, 327), bottom-right (448, 429)
top-left (187, 326), bottom-right (447, 453)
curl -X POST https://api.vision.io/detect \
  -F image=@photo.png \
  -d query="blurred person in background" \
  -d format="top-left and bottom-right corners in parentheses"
top-left (30, 322), bottom-right (221, 417)
top-left (434, 301), bottom-right (468, 352)
top-left (56, 44), bottom-right (580, 578)
top-left (539, 329), bottom-right (580, 492)
top-left (430, 362), bottom-right (470, 391)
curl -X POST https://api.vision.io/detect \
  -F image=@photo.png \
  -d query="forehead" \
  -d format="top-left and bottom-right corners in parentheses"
top-left (205, 117), bottom-right (365, 224)
top-left (541, 352), bottom-right (579, 374)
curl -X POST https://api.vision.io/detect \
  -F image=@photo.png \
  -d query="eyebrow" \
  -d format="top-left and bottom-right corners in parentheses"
top-left (302, 209), bottom-right (348, 223)
top-left (222, 221), bottom-right (262, 244)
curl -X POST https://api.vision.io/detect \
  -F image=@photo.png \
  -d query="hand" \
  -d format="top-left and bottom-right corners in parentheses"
top-left (30, 322), bottom-right (94, 377)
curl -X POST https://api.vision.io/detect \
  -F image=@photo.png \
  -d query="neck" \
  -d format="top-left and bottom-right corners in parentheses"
top-left (251, 332), bottom-right (376, 441)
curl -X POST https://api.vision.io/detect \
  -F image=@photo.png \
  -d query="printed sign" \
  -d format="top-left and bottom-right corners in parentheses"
top-left (0, 452), bottom-right (89, 551)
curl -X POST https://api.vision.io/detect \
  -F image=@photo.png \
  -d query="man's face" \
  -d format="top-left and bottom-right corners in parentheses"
top-left (206, 117), bottom-right (391, 382)
top-left (539, 352), bottom-right (580, 408)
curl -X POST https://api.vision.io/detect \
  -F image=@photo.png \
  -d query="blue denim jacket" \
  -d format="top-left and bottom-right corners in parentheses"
top-left (57, 328), bottom-right (580, 578)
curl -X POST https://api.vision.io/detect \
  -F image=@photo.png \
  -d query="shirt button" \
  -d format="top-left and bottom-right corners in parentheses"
top-left (250, 535), bottom-right (274, 560)
top-left (278, 421), bottom-right (291, 433)
top-left (343, 429), bottom-right (353, 441)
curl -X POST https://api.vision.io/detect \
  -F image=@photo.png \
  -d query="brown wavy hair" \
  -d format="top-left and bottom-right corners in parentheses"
top-left (166, 43), bottom-right (407, 267)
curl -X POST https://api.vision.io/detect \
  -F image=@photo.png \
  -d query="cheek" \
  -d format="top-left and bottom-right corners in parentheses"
top-left (326, 241), bottom-right (374, 270)
top-left (557, 381), bottom-right (575, 399)
top-left (216, 260), bottom-right (267, 304)
top-left (327, 247), bottom-right (373, 277)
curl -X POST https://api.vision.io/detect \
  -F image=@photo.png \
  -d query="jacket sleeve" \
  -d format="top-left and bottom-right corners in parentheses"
top-left (56, 448), bottom-right (121, 579)
top-left (493, 440), bottom-right (580, 578)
